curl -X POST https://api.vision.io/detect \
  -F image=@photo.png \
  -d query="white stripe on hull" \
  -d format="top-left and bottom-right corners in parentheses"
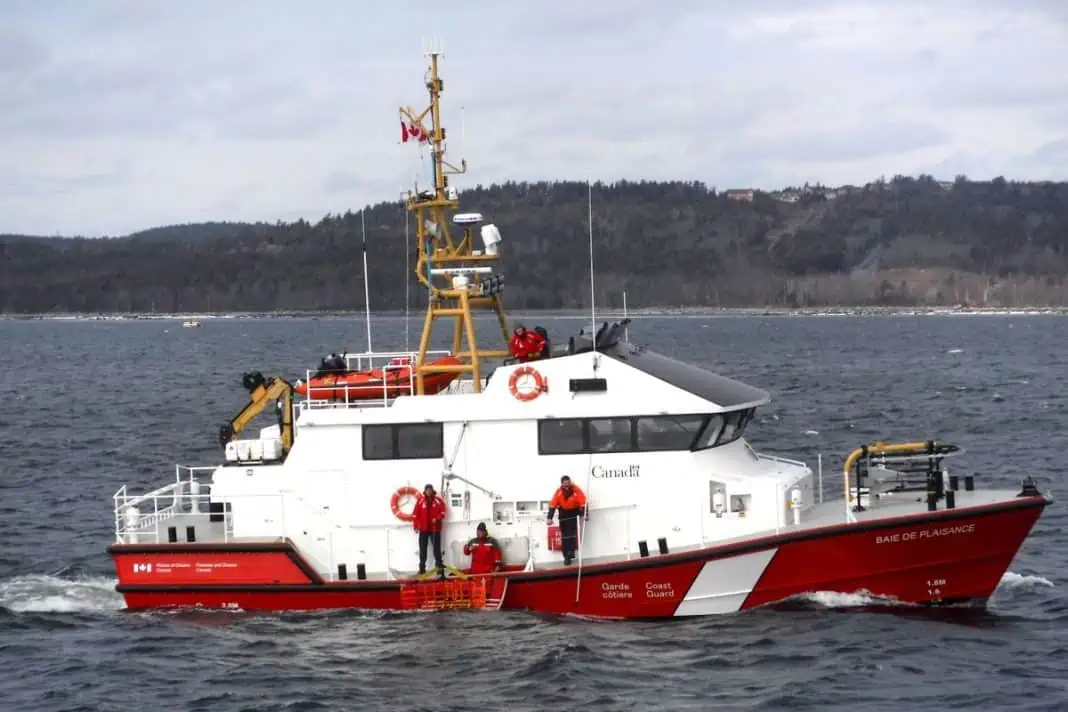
top-left (673, 548), bottom-right (777, 616)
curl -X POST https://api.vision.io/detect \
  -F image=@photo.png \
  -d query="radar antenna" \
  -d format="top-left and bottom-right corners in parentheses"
top-left (398, 45), bottom-right (511, 394)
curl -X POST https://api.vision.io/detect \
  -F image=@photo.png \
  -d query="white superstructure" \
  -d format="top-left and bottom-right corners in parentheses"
top-left (116, 326), bottom-right (819, 584)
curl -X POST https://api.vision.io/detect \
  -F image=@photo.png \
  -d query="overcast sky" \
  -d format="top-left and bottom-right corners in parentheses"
top-left (2, 0), bottom-right (1066, 236)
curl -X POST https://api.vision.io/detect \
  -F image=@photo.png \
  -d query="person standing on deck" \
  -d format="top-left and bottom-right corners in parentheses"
top-left (463, 522), bottom-right (503, 575)
top-left (546, 476), bottom-right (587, 565)
top-left (412, 484), bottom-right (447, 578)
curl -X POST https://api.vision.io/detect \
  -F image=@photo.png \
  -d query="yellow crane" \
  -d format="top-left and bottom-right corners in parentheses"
top-left (218, 371), bottom-right (294, 458)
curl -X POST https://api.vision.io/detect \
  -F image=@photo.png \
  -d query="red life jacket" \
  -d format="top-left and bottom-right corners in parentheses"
top-left (463, 537), bottom-right (502, 574)
top-left (510, 330), bottom-right (546, 361)
top-left (411, 494), bottom-right (446, 533)
top-left (523, 330), bottom-right (546, 359)
top-left (509, 332), bottom-right (530, 360)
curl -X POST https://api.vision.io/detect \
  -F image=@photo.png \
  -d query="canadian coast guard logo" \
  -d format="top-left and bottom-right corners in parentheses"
top-left (132, 562), bottom-right (153, 573)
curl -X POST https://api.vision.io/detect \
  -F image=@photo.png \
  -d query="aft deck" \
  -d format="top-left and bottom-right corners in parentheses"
top-left (114, 466), bottom-right (234, 545)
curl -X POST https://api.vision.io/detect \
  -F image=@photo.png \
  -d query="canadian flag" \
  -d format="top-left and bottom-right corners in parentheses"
top-left (401, 120), bottom-right (430, 144)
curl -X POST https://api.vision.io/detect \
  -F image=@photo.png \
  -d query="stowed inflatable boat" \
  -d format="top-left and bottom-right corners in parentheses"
top-left (107, 49), bottom-right (1051, 617)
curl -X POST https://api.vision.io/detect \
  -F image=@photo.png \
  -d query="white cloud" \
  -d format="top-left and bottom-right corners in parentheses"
top-left (0, 0), bottom-right (1065, 235)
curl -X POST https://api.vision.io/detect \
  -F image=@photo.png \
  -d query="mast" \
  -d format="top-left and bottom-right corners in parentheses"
top-left (398, 43), bottom-right (511, 394)
top-left (360, 208), bottom-right (373, 352)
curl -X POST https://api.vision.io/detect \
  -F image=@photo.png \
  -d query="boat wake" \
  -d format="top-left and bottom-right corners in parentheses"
top-left (0, 574), bottom-right (125, 614)
top-left (774, 570), bottom-right (1055, 612)
top-left (994, 571), bottom-right (1055, 592)
top-left (795, 590), bottom-right (906, 609)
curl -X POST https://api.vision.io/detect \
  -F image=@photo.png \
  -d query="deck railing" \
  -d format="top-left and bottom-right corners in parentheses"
top-left (113, 465), bottom-right (291, 544)
top-left (114, 465), bottom-right (215, 543)
top-left (300, 349), bottom-right (454, 409)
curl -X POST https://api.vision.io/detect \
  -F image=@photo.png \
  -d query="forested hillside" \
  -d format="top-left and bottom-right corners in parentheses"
top-left (3, 174), bottom-right (1068, 313)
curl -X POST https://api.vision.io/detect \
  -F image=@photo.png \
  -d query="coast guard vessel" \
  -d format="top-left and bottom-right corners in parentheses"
top-left (107, 48), bottom-right (1051, 617)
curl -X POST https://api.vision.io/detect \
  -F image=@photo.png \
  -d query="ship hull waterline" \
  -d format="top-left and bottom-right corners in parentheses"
top-left (109, 496), bottom-right (1047, 617)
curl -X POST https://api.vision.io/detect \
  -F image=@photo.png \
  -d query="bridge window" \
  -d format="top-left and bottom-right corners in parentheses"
top-left (538, 419), bottom-right (585, 455)
top-left (589, 418), bottom-right (634, 453)
top-left (694, 408), bottom-right (755, 450)
top-left (363, 423), bottom-right (444, 460)
top-left (694, 415), bottom-right (726, 450)
top-left (636, 415), bottom-right (707, 451)
top-left (716, 409), bottom-right (754, 447)
top-left (538, 412), bottom-right (751, 455)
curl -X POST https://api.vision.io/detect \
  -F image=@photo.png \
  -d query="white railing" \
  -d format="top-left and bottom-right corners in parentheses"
top-left (114, 466), bottom-right (203, 539)
top-left (113, 464), bottom-right (291, 545)
top-left (757, 453), bottom-right (811, 469)
top-left (301, 349), bottom-right (454, 409)
top-left (114, 465), bottom-right (210, 543)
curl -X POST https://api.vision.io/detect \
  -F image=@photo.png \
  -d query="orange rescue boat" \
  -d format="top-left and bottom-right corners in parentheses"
top-left (295, 355), bottom-right (463, 401)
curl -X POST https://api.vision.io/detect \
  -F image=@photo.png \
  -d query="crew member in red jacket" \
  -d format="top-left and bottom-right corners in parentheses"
top-left (463, 522), bottom-right (503, 575)
top-left (509, 325), bottom-right (547, 362)
top-left (509, 325), bottom-right (532, 361)
top-left (412, 483), bottom-right (447, 577)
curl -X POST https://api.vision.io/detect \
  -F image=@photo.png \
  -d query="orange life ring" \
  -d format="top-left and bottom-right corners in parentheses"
top-left (391, 486), bottom-right (420, 521)
top-left (508, 365), bottom-right (547, 401)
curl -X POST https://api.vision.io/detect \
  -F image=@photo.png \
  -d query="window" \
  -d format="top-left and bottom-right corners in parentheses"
top-left (694, 414), bottom-right (726, 450)
top-left (589, 418), bottom-right (634, 453)
top-left (636, 415), bottom-right (706, 451)
top-left (730, 494), bottom-right (751, 513)
top-left (362, 425), bottom-right (394, 460)
top-left (398, 423), bottom-right (444, 459)
top-left (537, 411), bottom-right (756, 456)
top-left (538, 419), bottom-right (585, 455)
top-left (715, 408), bottom-right (754, 447)
top-left (363, 423), bottom-right (443, 460)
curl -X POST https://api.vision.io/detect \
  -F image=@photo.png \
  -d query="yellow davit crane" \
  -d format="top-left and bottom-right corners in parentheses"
top-left (218, 371), bottom-right (294, 458)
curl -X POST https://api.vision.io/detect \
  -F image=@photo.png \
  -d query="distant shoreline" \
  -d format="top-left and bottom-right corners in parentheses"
top-left (4, 305), bottom-right (1068, 321)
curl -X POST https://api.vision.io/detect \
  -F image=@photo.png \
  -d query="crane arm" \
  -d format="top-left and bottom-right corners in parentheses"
top-left (218, 371), bottom-right (294, 456)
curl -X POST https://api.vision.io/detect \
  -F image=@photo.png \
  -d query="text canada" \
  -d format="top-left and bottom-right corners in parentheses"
top-left (592, 464), bottom-right (640, 479)
top-left (876, 523), bottom-right (975, 545)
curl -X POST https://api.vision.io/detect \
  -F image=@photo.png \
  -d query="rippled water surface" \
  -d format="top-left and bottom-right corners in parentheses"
top-left (0, 314), bottom-right (1064, 711)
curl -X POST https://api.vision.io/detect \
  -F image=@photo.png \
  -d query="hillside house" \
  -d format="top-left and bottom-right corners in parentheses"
top-left (725, 189), bottom-right (755, 202)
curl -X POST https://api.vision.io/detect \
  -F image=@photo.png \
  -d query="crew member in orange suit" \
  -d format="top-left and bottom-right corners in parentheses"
top-left (546, 475), bottom-right (587, 565)
top-left (412, 483), bottom-right (447, 578)
top-left (463, 522), bottom-right (503, 575)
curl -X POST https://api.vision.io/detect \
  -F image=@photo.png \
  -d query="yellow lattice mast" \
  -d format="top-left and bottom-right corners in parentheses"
top-left (399, 45), bottom-right (511, 394)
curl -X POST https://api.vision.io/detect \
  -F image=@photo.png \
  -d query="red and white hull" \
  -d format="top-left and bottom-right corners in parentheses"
top-left (110, 495), bottom-right (1048, 617)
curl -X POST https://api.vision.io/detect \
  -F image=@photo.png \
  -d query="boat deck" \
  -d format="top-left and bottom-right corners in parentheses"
top-left (113, 468), bottom-right (1036, 582)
